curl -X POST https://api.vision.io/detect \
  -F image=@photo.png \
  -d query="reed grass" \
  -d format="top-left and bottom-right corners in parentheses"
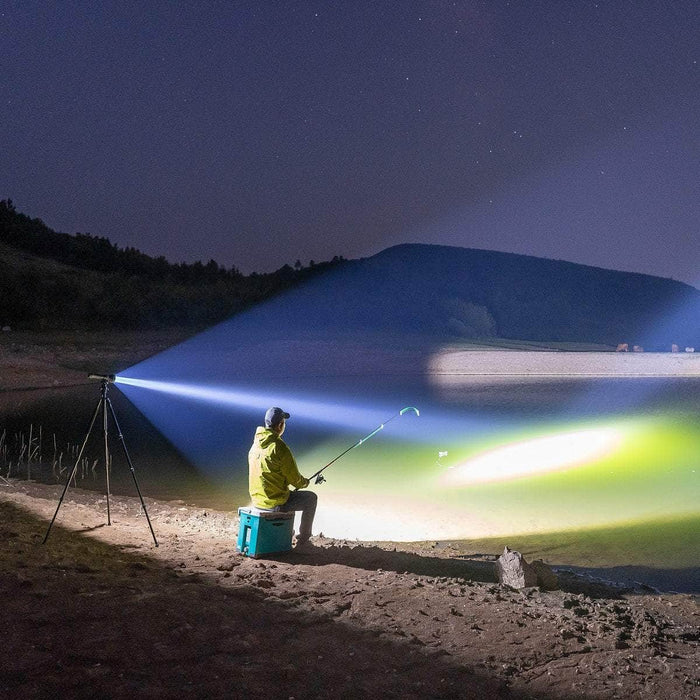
top-left (0, 423), bottom-right (98, 486)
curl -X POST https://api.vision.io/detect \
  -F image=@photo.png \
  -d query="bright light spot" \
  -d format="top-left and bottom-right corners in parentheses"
top-left (443, 427), bottom-right (624, 486)
top-left (116, 376), bottom-right (259, 404)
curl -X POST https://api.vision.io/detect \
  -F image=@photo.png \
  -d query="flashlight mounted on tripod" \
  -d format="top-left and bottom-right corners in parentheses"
top-left (88, 373), bottom-right (116, 383)
top-left (44, 371), bottom-right (158, 547)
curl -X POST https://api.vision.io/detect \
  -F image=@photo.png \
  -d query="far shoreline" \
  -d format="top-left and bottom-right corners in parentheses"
top-left (1, 328), bottom-right (698, 393)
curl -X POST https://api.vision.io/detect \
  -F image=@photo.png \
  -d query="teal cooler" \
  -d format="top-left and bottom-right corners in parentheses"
top-left (237, 507), bottom-right (295, 558)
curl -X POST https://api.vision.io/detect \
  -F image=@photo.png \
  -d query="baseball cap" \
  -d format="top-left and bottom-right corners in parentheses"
top-left (265, 406), bottom-right (290, 427)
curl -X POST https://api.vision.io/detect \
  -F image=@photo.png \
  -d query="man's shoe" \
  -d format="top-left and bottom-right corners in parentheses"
top-left (294, 537), bottom-right (316, 552)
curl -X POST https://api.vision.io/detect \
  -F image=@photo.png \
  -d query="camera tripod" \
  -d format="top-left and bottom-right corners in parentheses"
top-left (43, 375), bottom-right (158, 546)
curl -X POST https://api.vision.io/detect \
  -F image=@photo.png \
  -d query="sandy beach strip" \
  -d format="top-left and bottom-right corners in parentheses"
top-left (428, 350), bottom-right (700, 378)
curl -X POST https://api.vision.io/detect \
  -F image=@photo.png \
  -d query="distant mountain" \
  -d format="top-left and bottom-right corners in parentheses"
top-left (244, 244), bottom-right (700, 348)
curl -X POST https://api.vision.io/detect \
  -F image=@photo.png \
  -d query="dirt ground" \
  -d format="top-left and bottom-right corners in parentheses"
top-left (1, 480), bottom-right (698, 700)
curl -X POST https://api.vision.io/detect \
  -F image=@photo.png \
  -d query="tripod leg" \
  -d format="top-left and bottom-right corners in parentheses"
top-left (106, 398), bottom-right (159, 547)
top-left (102, 395), bottom-right (111, 525)
top-left (43, 397), bottom-right (102, 544)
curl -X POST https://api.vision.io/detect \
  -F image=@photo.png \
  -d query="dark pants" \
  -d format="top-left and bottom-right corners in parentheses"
top-left (276, 490), bottom-right (317, 541)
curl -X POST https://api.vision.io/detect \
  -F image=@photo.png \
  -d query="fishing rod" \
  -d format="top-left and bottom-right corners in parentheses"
top-left (310, 406), bottom-right (420, 484)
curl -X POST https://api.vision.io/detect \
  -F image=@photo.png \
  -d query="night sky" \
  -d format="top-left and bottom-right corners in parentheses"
top-left (2, 2), bottom-right (698, 284)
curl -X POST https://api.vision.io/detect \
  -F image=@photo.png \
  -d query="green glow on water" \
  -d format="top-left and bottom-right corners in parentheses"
top-left (306, 413), bottom-right (700, 542)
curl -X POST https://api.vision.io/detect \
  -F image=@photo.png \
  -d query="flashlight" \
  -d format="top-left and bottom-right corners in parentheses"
top-left (88, 373), bottom-right (116, 383)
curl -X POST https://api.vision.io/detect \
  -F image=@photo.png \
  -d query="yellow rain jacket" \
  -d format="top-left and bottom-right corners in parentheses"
top-left (248, 427), bottom-right (309, 509)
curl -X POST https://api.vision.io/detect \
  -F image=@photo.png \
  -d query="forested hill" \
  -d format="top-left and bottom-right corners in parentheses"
top-left (1, 199), bottom-right (698, 347)
top-left (0, 199), bottom-right (344, 329)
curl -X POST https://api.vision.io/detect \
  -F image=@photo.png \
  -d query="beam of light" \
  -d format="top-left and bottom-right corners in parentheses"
top-left (115, 376), bottom-right (428, 437)
top-left (114, 375), bottom-right (490, 449)
top-left (112, 375), bottom-right (698, 546)
top-left (441, 427), bottom-right (624, 486)
top-left (101, 237), bottom-right (699, 567)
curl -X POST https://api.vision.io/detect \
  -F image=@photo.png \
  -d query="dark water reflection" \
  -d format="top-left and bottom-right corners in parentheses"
top-left (429, 376), bottom-right (700, 416)
top-left (0, 383), bottom-right (236, 509)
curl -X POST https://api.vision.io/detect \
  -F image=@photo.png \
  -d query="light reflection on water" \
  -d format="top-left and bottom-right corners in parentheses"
top-left (2, 377), bottom-right (699, 540)
top-left (0, 383), bottom-right (229, 507)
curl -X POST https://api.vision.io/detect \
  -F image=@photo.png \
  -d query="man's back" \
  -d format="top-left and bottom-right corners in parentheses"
top-left (248, 426), bottom-right (307, 508)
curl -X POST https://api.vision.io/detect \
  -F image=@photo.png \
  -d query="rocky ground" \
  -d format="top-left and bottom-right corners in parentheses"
top-left (1, 480), bottom-right (698, 699)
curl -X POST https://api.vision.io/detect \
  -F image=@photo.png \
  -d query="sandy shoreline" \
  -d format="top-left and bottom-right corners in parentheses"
top-left (1, 479), bottom-right (698, 698)
top-left (428, 349), bottom-right (700, 377)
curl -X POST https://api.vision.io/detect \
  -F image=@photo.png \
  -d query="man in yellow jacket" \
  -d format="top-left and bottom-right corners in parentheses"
top-left (248, 407), bottom-right (317, 548)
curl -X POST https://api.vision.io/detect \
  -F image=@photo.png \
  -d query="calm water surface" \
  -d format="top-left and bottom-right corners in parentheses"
top-left (2, 375), bottom-right (698, 590)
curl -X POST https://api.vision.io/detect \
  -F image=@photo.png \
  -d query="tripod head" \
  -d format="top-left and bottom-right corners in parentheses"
top-left (88, 373), bottom-right (116, 396)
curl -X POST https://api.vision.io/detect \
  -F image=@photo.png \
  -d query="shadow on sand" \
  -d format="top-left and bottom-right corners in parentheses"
top-left (2, 500), bottom-right (538, 699)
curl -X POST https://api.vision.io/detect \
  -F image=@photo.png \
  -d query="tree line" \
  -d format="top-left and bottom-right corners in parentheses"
top-left (0, 199), bottom-right (345, 330)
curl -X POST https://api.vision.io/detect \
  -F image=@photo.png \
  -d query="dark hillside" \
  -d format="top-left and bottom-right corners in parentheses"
top-left (0, 200), bottom-right (344, 330)
top-left (247, 244), bottom-right (700, 348)
top-left (0, 198), bottom-right (241, 281)
top-left (370, 244), bottom-right (699, 347)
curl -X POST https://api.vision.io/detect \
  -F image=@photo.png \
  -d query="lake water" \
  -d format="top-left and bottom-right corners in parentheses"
top-left (2, 371), bottom-right (698, 592)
